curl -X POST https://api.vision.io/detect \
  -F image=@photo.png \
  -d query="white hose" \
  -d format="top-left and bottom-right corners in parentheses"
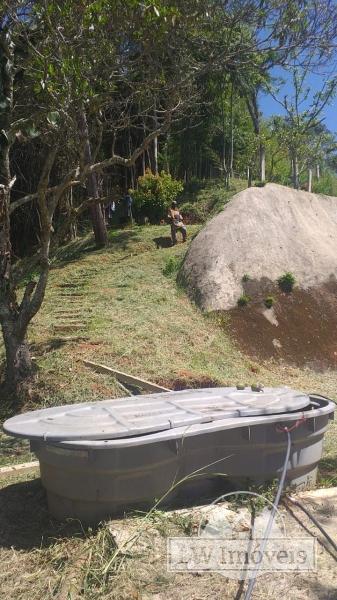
top-left (243, 430), bottom-right (292, 600)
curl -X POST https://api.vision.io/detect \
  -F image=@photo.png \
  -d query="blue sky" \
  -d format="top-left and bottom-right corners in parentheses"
top-left (260, 68), bottom-right (337, 133)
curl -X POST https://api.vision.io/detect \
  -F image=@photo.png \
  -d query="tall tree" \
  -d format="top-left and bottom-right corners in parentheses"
top-left (268, 66), bottom-right (337, 188)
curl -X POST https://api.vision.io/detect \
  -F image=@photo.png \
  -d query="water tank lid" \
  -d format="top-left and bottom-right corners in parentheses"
top-left (3, 387), bottom-right (310, 442)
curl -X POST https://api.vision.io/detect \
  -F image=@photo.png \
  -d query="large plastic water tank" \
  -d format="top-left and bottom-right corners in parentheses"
top-left (3, 387), bottom-right (335, 522)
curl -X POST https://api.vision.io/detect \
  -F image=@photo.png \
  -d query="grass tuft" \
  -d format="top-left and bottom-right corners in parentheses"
top-left (162, 256), bottom-right (182, 277)
top-left (264, 295), bottom-right (275, 309)
top-left (237, 294), bottom-right (251, 307)
top-left (277, 272), bottom-right (296, 293)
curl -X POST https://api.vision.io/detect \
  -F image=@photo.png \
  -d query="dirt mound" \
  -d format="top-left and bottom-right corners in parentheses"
top-left (182, 183), bottom-right (337, 311)
top-left (226, 280), bottom-right (337, 369)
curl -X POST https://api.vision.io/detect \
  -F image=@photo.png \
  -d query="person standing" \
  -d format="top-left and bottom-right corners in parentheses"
top-left (122, 191), bottom-right (133, 225)
top-left (168, 201), bottom-right (187, 245)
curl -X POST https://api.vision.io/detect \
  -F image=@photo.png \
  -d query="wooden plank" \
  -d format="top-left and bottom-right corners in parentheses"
top-left (0, 460), bottom-right (39, 479)
top-left (82, 359), bottom-right (170, 393)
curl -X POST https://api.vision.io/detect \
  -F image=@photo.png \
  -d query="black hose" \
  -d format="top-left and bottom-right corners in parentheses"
top-left (286, 495), bottom-right (337, 554)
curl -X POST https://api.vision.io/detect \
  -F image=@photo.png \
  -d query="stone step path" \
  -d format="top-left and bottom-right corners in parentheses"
top-left (51, 274), bottom-right (93, 339)
top-left (53, 323), bottom-right (87, 333)
top-left (49, 264), bottom-right (101, 341)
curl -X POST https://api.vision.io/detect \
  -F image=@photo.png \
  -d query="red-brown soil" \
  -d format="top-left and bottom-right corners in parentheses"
top-left (157, 370), bottom-right (224, 391)
top-left (226, 280), bottom-right (337, 370)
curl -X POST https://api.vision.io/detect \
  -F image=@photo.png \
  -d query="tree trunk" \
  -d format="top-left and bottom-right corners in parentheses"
top-left (292, 153), bottom-right (300, 189)
top-left (142, 122), bottom-right (147, 174)
top-left (1, 144), bottom-right (56, 401)
top-left (166, 134), bottom-right (171, 173)
top-left (308, 168), bottom-right (313, 193)
top-left (153, 107), bottom-right (159, 175)
top-left (78, 110), bottom-right (108, 248)
top-left (259, 143), bottom-right (266, 183)
top-left (229, 82), bottom-right (234, 177)
top-left (247, 166), bottom-right (252, 187)
top-left (245, 89), bottom-right (266, 183)
top-left (0, 317), bottom-right (32, 400)
top-left (0, 184), bottom-right (35, 400)
top-left (128, 130), bottom-right (135, 188)
top-left (69, 187), bottom-right (77, 239)
top-left (0, 31), bottom-right (30, 401)
top-left (153, 136), bottom-right (159, 175)
top-left (316, 164), bottom-right (320, 180)
top-left (1, 33), bottom-right (58, 401)
top-left (220, 81), bottom-right (229, 187)
top-left (89, 181), bottom-right (107, 247)
top-left (146, 147), bottom-right (152, 172)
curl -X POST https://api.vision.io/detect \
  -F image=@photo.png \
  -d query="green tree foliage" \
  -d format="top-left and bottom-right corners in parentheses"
top-left (131, 170), bottom-right (183, 222)
top-left (266, 66), bottom-right (337, 188)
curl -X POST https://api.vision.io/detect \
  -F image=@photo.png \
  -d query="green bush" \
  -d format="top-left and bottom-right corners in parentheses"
top-left (242, 273), bottom-right (250, 282)
top-left (264, 295), bottom-right (275, 309)
top-left (182, 177), bottom-right (204, 195)
top-left (179, 202), bottom-right (204, 223)
top-left (131, 170), bottom-right (183, 223)
top-left (277, 272), bottom-right (296, 293)
top-left (178, 178), bottom-right (247, 220)
top-left (312, 171), bottom-right (337, 196)
top-left (163, 256), bottom-right (182, 277)
top-left (237, 294), bottom-right (251, 307)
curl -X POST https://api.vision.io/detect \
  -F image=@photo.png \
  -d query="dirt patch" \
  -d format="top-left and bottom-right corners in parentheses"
top-left (226, 281), bottom-right (337, 369)
top-left (91, 381), bottom-right (118, 396)
top-left (158, 370), bottom-right (224, 390)
top-left (77, 341), bottom-right (104, 351)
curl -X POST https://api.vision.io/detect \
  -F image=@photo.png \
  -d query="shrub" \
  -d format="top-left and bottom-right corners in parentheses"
top-left (277, 272), bottom-right (296, 293)
top-left (264, 296), bottom-right (275, 309)
top-left (312, 171), bottom-right (337, 196)
top-left (242, 273), bottom-right (250, 283)
top-left (179, 202), bottom-right (204, 224)
top-left (183, 177), bottom-right (204, 195)
top-left (237, 294), bottom-right (251, 307)
top-left (131, 170), bottom-right (184, 223)
top-left (163, 256), bottom-right (181, 277)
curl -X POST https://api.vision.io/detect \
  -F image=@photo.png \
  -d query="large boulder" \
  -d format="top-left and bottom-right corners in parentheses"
top-left (181, 183), bottom-right (337, 311)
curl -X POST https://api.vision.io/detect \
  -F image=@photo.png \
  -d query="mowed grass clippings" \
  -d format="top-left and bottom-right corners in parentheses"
top-left (32, 222), bottom-right (256, 397)
top-left (0, 472), bottom-right (336, 600)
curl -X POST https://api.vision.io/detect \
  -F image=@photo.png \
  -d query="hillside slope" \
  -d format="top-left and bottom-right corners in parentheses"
top-left (0, 193), bottom-right (336, 483)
